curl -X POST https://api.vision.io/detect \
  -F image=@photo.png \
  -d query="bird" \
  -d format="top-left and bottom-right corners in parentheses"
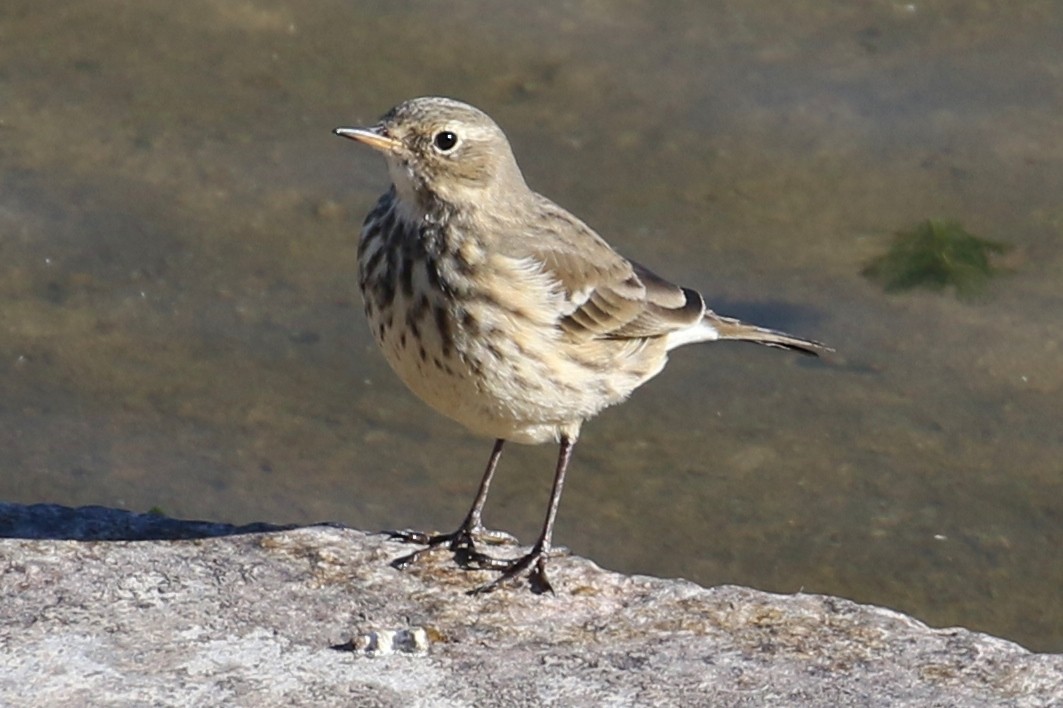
top-left (333, 96), bottom-right (829, 594)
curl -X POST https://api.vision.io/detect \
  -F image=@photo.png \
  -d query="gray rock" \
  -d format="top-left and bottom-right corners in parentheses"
top-left (0, 503), bottom-right (1060, 707)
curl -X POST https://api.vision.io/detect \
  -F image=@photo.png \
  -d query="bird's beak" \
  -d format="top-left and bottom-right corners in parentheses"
top-left (332, 125), bottom-right (403, 154)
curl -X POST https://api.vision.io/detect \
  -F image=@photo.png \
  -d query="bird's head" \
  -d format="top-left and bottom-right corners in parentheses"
top-left (335, 97), bottom-right (528, 213)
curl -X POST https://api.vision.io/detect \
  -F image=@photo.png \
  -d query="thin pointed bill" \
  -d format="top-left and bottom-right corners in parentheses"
top-left (332, 126), bottom-right (403, 153)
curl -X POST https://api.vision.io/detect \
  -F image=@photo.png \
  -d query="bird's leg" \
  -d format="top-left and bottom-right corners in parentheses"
top-left (471, 435), bottom-right (575, 595)
top-left (389, 439), bottom-right (518, 570)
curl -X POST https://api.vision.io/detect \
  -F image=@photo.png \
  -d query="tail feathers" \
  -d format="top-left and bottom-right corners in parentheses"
top-left (709, 313), bottom-right (831, 357)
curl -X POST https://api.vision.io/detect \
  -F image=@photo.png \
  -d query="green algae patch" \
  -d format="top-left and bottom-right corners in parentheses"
top-left (862, 220), bottom-right (1012, 298)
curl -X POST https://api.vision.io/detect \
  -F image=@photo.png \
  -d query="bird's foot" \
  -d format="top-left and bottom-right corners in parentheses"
top-left (385, 525), bottom-right (519, 570)
top-left (469, 544), bottom-right (554, 596)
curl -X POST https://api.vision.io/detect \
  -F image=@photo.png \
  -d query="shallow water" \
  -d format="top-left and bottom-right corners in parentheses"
top-left (2, 1), bottom-right (1061, 651)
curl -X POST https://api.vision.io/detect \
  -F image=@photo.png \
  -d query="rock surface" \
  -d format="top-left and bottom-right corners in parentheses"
top-left (1, 503), bottom-right (1060, 707)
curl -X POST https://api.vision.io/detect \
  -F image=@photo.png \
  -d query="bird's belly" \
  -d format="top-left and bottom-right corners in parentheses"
top-left (373, 314), bottom-right (561, 443)
top-left (378, 325), bottom-right (502, 435)
top-left (370, 295), bottom-right (649, 445)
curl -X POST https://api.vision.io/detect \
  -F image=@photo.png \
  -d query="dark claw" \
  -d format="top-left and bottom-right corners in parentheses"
top-left (468, 545), bottom-right (554, 595)
top-left (384, 526), bottom-right (519, 549)
top-left (384, 525), bottom-right (522, 572)
top-left (384, 529), bottom-right (437, 546)
top-left (390, 547), bottom-right (434, 570)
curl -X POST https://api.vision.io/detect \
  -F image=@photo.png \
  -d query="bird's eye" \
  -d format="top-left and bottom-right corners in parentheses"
top-left (433, 131), bottom-right (458, 152)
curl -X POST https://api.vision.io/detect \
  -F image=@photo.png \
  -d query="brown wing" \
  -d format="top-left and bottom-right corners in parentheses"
top-left (501, 194), bottom-right (705, 341)
top-left (606, 263), bottom-right (705, 339)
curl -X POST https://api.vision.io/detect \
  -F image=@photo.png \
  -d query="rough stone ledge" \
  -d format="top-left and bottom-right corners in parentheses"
top-left (1, 503), bottom-right (1060, 707)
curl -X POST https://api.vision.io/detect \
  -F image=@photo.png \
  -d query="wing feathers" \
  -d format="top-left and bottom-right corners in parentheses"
top-left (498, 194), bottom-right (825, 355)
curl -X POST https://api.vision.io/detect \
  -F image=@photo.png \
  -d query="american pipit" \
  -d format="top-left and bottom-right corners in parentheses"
top-left (334, 97), bottom-right (829, 594)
